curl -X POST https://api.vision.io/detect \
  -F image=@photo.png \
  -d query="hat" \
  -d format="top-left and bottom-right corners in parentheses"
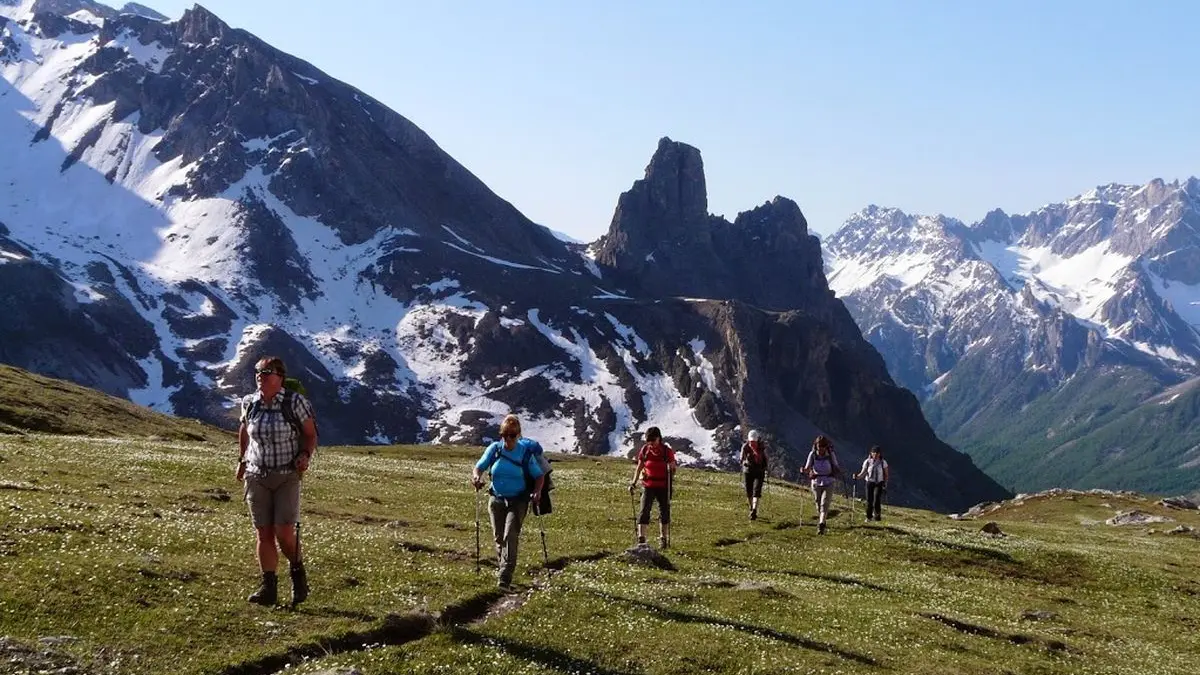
top-left (747, 429), bottom-right (760, 441)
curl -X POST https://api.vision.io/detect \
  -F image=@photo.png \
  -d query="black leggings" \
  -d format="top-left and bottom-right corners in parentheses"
top-left (638, 487), bottom-right (671, 524)
top-left (866, 482), bottom-right (885, 518)
top-left (744, 472), bottom-right (764, 499)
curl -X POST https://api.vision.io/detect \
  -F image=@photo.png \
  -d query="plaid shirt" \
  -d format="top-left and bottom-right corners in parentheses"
top-left (240, 390), bottom-right (314, 474)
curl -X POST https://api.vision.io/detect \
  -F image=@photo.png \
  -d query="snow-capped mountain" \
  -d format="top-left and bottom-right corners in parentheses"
top-left (0, 0), bottom-right (1007, 510)
top-left (825, 179), bottom-right (1200, 493)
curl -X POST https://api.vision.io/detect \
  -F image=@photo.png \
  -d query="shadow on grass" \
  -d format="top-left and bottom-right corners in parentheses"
top-left (921, 613), bottom-right (1074, 653)
top-left (449, 627), bottom-right (639, 675)
top-left (217, 590), bottom-right (506, 675)
top-left (862, 525), bottom-right (1015, 561)
top-left (543, 550), bottom-right (613, 571)
top-left (712, 557), bottom-right (893, 593)
top-left (590, 591), bottom-right (878, 666)
top-left (862, 525), bottom-right (1090, 586)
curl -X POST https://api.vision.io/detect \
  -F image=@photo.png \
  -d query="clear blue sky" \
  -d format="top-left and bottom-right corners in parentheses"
top-left (141, 1), bottom-right (1199, 241)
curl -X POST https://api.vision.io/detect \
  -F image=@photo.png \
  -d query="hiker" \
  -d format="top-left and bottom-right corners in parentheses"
top-left (237, 356), bottom-right (317, 606)
top-left (471, 414), bottom-right (546, 591)
top-left (853, 445), bottom-right (889, 522)
top-left (740, 429), bottom-right (769, 520)
top-left (803, 435), bottom-right (843, 534)
top-left (629, 426), bottom-right (677, 548)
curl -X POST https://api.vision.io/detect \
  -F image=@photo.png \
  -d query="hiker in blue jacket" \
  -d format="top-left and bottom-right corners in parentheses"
top-left (471, 414), bottom-right (546, 590)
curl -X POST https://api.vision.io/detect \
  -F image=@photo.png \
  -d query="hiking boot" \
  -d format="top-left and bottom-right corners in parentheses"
top-left (750, 508), bottom-right (758, 521)
top-left (290, 564), bottom-right (309, 606)
top-left (637, 536), bottom-right (646, 545)
top-left (818, 522), bottom-right (827, 535)
top-left (659, 536), bottom-right (669, 550)
top-left (248, 571), bottom-right (278, 606)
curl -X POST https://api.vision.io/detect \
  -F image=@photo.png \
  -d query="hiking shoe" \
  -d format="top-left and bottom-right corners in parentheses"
top-left (248, 572), bottom-right (278, 606)
top-left (659, 536), bottom-right (669, 550)
top-left (498, 579), bottom-right (513, 592)
top-left (818, 522), bottom-right (827, 535)
top-left (750, 508), bottom-right (758, 521)
top-left (290, 564), bottom-right (309, 606)
top-left (637, 536), bottom-right (646, 545)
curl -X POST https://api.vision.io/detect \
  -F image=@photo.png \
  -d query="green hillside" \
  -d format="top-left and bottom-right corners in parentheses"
top-left (928, 364), bottom-right (1200, 494)
top-left (0, 364), bottom-right (232, 442)
top-left (2, 434), bottom-right (1199, 674)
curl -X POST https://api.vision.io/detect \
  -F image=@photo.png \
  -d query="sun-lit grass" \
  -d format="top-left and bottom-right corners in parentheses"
top-left (0, 363), bottom-right (232, 442)
top-left (2, 435), bottom-right (1199, 674)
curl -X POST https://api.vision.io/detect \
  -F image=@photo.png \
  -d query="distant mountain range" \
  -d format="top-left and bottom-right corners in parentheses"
top-left (825, 179), bottom-right (1200, 494)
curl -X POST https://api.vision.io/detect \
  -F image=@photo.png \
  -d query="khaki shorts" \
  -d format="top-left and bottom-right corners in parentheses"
top-left (244, 471), bottom-right (301, 528)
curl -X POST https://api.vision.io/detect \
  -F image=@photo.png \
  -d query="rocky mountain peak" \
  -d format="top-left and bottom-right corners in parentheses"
top-left (733, 195), bottom-right (807, 235)
top-left (178, 4), bottom-right (228, 44)
top-left (641, 136), bottom-right (708, 221)
top-left (120, 2), bottom-right (166, 21)
top-left (594, 140), bottom-right (835, 312)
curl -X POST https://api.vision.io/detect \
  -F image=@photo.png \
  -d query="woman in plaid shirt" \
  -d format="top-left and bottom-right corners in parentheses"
top-left (236, 356), bottom-right (317, 607)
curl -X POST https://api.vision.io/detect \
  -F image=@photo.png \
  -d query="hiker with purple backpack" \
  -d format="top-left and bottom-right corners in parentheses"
top-left (803, 435), bottom-right (843, 534)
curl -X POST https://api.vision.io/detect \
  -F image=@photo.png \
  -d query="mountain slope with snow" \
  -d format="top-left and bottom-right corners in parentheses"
top-left (0, 1), bottom-right (1006, 511)
top-left (826, 179), bottom-right (1200, 493)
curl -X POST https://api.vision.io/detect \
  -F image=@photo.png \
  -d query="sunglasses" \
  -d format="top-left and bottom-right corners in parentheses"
top-left (500, 432), bottom-right (518, 440)
top-left (256, 368), bottom-right (279, 376)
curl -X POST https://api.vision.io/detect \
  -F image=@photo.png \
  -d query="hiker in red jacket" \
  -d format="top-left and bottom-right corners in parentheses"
top-left (740, 429), bottom-right (769, 520)
top-left (629, 426), bottom-right (677, 549)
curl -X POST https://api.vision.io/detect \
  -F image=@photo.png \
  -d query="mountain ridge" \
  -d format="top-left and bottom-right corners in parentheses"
top-left (826, 176), bottom-right (1200, 493)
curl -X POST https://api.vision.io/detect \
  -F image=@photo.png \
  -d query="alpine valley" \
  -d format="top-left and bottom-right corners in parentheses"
top-left (825, 179), bottom-right (1200, 495)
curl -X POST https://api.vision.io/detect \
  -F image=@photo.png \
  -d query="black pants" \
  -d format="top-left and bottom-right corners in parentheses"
top-left (744, 471), bottom-right (764, 499)
top-left (866, 482), bottom-right (885, 519)
top-left (638, 487), bottom-right (671, 524)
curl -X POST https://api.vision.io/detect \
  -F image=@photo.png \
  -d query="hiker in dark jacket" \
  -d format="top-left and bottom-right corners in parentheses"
top-left (803, 435), bottom-right (842, 535)
top-left (471, 414), bottom-right (546, 591)
top-left (740, 429), bottom-right (769, 520)
top-left (854, 445), bottom-right (889, 522)
top-left (237, 356), bottom-right (317, 607)
top-left (629, 426), bottom-right (677, 548)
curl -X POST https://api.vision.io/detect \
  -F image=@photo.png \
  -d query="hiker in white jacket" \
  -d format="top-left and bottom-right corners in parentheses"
top-left (853, 446), bottom-right (889, 522)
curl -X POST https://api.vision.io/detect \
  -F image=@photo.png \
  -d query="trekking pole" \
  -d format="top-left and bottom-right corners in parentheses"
top-left (845, 478), bottom-right (853, 524)
top-left (852, 480), bottom-right (857, 519)
top-left (474, 487), bottom-right (481, 573)
top-left (799, 476), bottom-right (807, 527)
top-left (630, 488), bottom-right (638, 546)
top-left (667, 470), bottom-right (674, 548)
top-left (535, 502), bottom-right (549, 565)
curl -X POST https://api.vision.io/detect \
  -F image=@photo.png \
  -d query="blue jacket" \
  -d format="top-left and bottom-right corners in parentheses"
top-left (476, 438), bottom-right (545, 499)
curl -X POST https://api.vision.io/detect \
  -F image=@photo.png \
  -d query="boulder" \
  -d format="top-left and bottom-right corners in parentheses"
top-left (1105, 510), bottom-right (1173, 526)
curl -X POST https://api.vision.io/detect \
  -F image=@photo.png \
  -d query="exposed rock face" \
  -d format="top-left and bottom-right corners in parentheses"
top-left (595, 138), bottom-right (831, 313)
top-left (0, 2), bottom-right (1007, 512)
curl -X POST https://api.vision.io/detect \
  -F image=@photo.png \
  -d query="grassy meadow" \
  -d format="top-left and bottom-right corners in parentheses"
top-left (2, 433), bottom-right (1199, 674)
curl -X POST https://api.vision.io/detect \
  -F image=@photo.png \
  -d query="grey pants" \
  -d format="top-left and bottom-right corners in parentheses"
top-left (812, 484), bottom-right (832, 521)
top-left (489, 496), bottom-right (529, 585)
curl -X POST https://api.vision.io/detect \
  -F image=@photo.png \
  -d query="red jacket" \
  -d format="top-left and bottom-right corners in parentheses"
top-left (638, 443), bottom-right (676, 488)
